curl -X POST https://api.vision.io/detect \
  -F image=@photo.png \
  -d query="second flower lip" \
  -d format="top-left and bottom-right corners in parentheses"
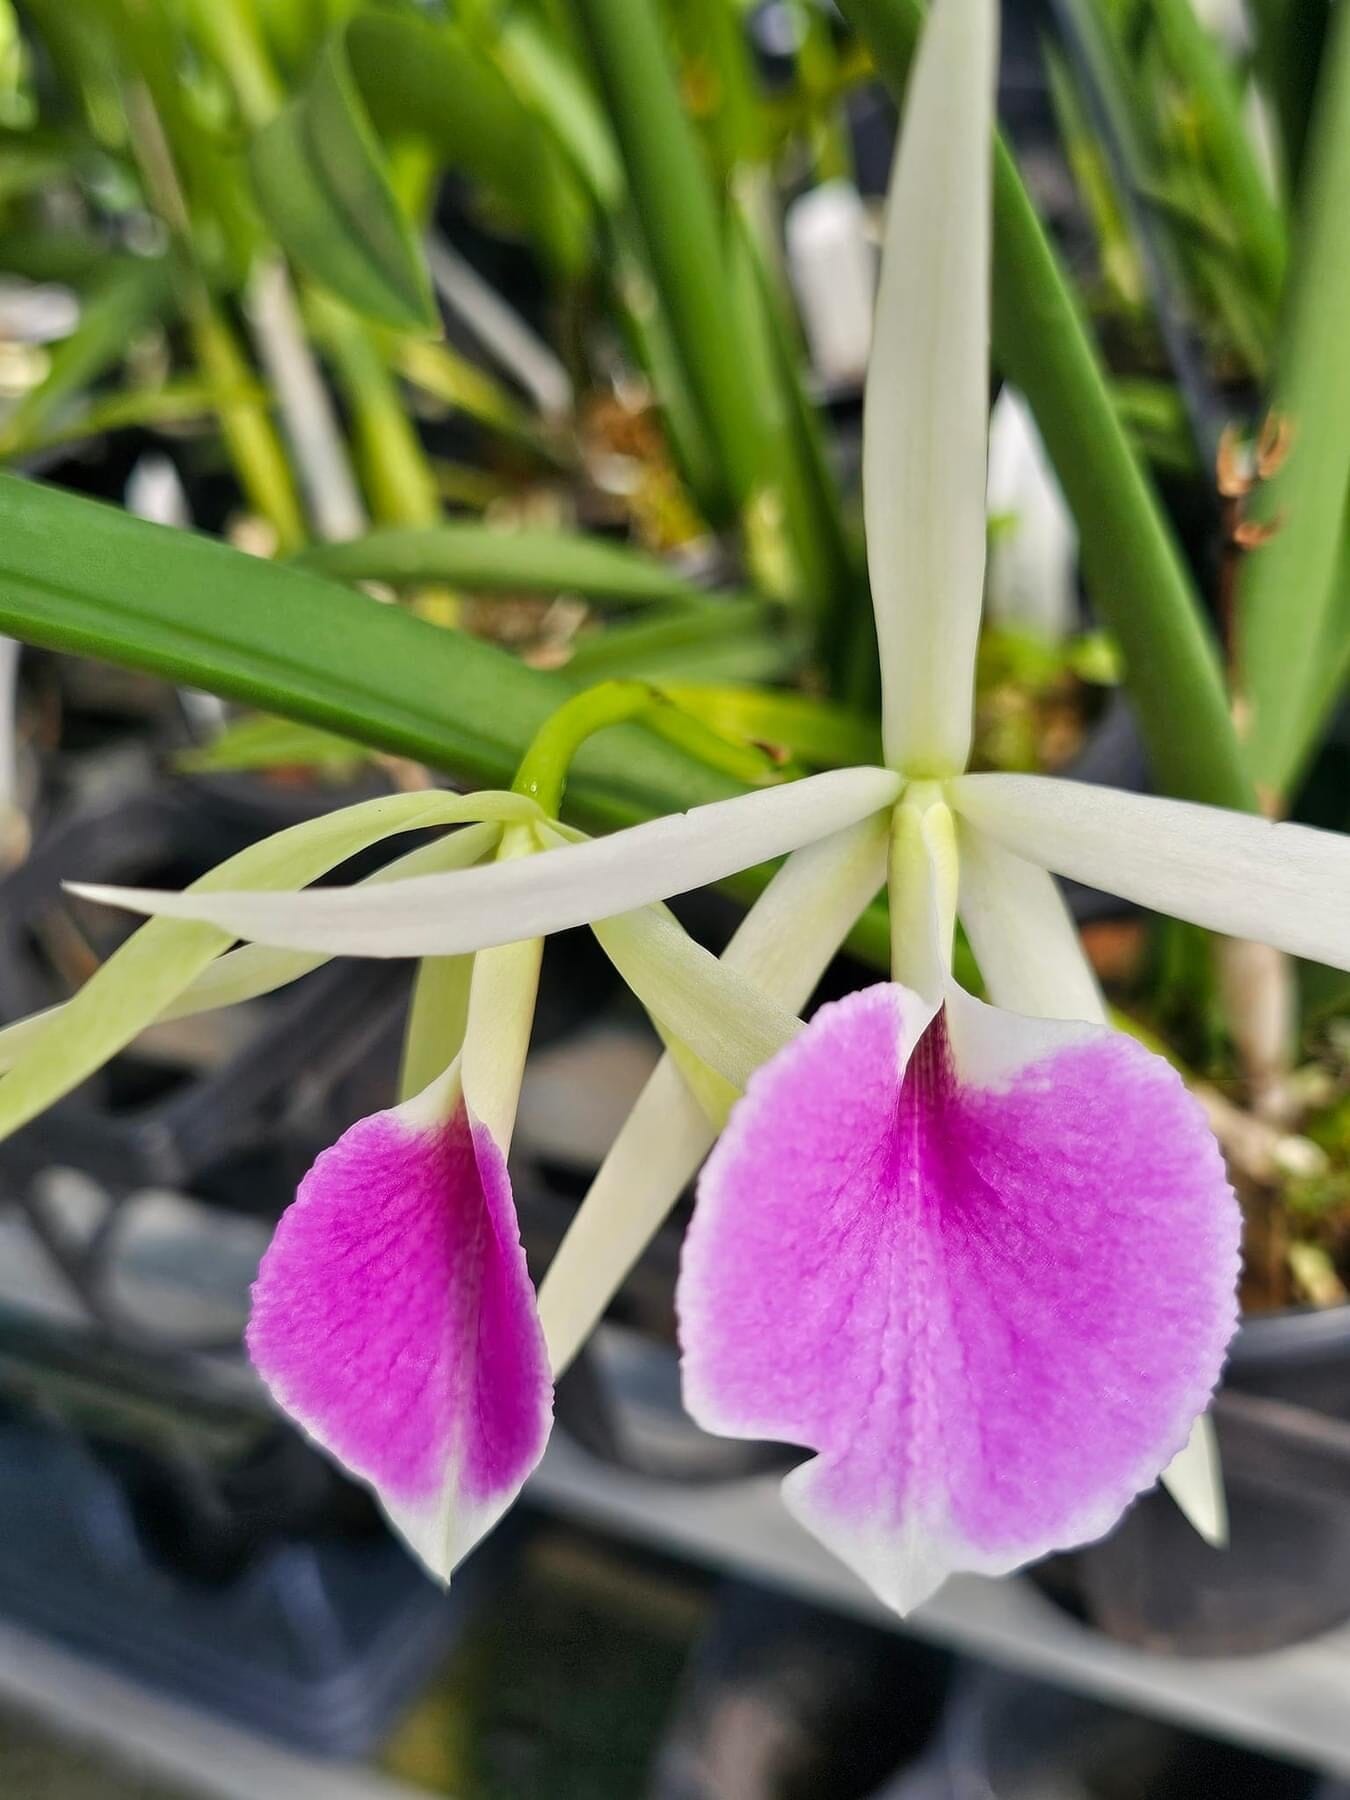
top-left (249, 919), bottom-right (552, 1587)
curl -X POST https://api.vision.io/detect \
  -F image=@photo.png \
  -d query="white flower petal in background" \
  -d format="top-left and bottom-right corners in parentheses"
top-left (986, 387), bottom-right (1078, 642)
top-left (785, 179), bottom-right (876, 388)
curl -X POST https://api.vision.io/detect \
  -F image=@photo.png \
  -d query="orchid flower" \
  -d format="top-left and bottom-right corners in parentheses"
top-left (53, 0), bottom-right (1350, 1610)
top-left (245, 827), bottom-right (555, 1577)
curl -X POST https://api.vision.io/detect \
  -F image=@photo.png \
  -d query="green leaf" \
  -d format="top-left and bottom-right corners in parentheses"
top-left (0, 473), bottom-right (744, 828)
top-left (663, 684), bottom-right (881, 768)
top-left (295, 524), bottom-right (717, 606)
top-left (0, 790), bottom-right (534, 1145)
top-left (1147, 0), bottom-right (1287, 315)
top-left (571, 0), bottom-right (773, 523)
top-left (249, 29), bottom-right (436, 331)
top-left (1238, 0), bottom-right (1350, 798)
top-left (564, 600), bottom-right (804, 685)
top-left (346, 9), bottom-right (588, 275)
top-left (494, 9), bottom-right (624, 209)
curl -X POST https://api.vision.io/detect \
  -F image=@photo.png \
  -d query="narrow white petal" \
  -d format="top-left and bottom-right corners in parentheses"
top-left (955, 819), bottom-right (1106, 1022)
top-left (537, 815), bottom-right (890, 1376)
top-left (865, 0), bottom-right (997, 773)
top-left (67, 767), bottom-right (900, 957)
top-left (537, 1055), bottom-right (711, 1379)
top-left (954, 814), bottom-right (1230, 1543)
top-left (590, 906), bottom-right (801, 1091)
top-left (949, 774), bottom-right (1350, 971)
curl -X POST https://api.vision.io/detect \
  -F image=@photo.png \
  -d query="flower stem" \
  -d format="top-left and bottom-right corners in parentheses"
top-left (512, 679), bottom-right (782, 814)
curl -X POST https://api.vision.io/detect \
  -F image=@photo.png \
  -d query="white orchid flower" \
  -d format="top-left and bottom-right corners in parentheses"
top-left (54, 0), bottom-right (1350, 1609)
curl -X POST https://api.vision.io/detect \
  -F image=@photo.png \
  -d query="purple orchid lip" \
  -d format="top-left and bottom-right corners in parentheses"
top-left (247, 1089), bottom-right (551, 1574)
top-left (678, 982), bottom-right (1241, 1613)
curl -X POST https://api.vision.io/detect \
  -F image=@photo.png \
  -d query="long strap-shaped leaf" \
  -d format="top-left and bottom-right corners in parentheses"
top-left (1237, 0), bottom-right (1350, 801)
top-left (0, 473), bottom-right (742, 827)
top-left (839, 0), bottom-right (1254, 815)
top-left (295, 523), bottom-right (720, 607)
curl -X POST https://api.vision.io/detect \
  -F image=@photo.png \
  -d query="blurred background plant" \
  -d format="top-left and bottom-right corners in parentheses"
top-left (0, 0), bottom-right (1346, 1723)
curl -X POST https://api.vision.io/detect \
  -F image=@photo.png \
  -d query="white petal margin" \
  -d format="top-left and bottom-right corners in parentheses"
top-left (537, 814), bottom-right (890, 1377)
top-left (865, 0), bottom-right (996, 775)
top-left (949, 774), bottom-right (1350, 972)
top-left (68, 766), bottom-right (902, 957)
top-left (953, 817), bottom-right (1229, 1545)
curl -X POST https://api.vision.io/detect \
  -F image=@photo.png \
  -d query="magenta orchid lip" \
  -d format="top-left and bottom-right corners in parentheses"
top-left (680, 983), bottom-right (1239, 1614)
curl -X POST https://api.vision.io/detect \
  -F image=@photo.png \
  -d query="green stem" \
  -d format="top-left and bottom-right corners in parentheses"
top-left (513, 678), bottom-right (782, 813)
top-left (513, 681), bottom-right (674, 812)
top-left (839, 0), bottom-right (1255, 814)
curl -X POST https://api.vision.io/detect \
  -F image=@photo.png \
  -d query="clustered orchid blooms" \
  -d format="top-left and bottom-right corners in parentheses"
top-left (10, 0), bottom-right (1350, 1614)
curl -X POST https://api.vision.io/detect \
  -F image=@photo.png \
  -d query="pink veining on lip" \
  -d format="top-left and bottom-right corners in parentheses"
top-left (678, 983), bottom-right (1240, 1607)
top-left (247, 1100), bottom-right (550, 1507)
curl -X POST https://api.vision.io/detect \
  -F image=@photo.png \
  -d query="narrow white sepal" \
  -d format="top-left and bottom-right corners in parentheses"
top-left (589, 905), bottom-right (801, 1091)
top-left (865, 0), bottom-right (997, 774)
top-left (949, 774), bottom-right (1350, 973)
top-left (458, 826), bottom-right (544, 1152)
top-left (66, 767), bottom-right (901, 957)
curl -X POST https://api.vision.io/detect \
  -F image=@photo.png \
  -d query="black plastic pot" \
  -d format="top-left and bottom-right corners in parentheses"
top-left (0, 1373), bottom-right (503, 1756)
top-left (650, 1577), bottom-right (952, 1800)
top-left (1037, 1304), bottom-right (1350, 1655)
top-left (879, 1665), bottom-right (1317, 1799)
